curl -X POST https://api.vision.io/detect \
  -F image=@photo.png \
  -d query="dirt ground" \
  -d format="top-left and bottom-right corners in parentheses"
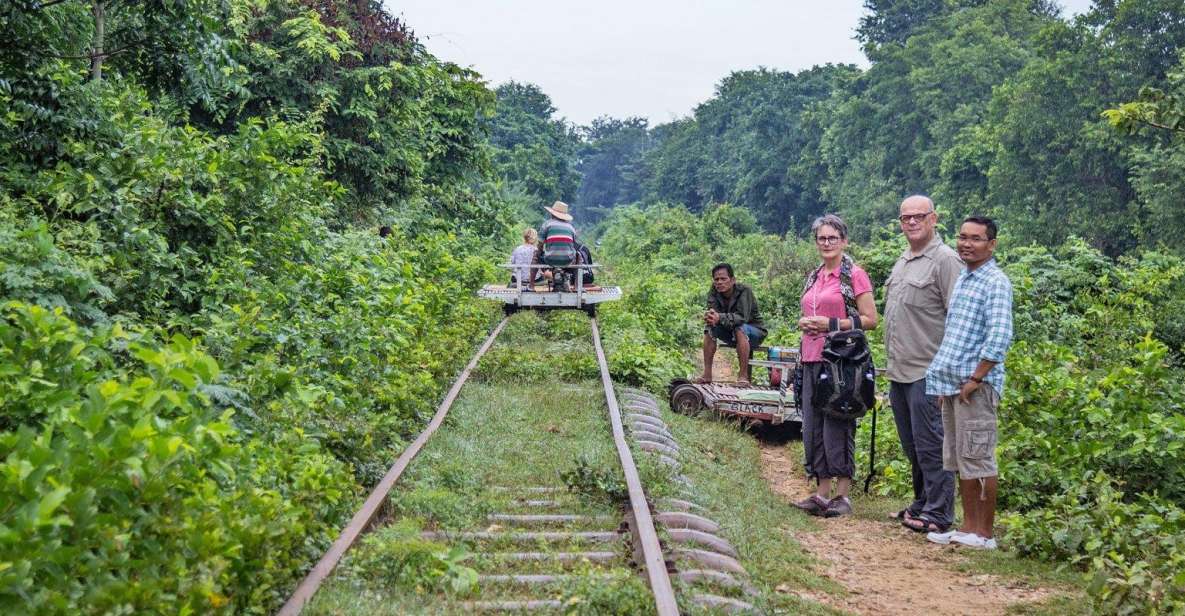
top-left (703, 351), bottom-right (1059, 616)
top-left (759, 442), bottom-right (1058, 616)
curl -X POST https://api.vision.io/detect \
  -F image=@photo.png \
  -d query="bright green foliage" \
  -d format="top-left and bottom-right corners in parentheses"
top-left (1, 0), bottom-right (511, 612)
top-left (559, 568), bottom-right (657, 616)
top-left (8, 93), bottom-right (336, 321)
top-left (485, 82), bottom-right (582, 211)
top-left (224, 0), bottom-right (499, 227)
top-left (344, 520), bottom-right (478, 595)
top-left (594, 205), bottom-right (1185, 614)
top-left (0, 303), bottom-right (355, 614)
top-left (1003, 336), bottom-right (1185, 508)
top-left (1002, 472), bottom-right (1185, 614)
top-left (196, 228), bottom-right (497, 485)
top-left (1106, 50), bottom-right (1185, 252)
top-left (640, 65), bottom-right (857, 233)
top-left (0, 218), bottom-right (112, 324)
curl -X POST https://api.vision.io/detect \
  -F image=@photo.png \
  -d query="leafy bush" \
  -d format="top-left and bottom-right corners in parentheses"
top-left (0, 302), bottom-right (355, 614)
top-left (595, 204), bottom-right (1185, 615)
top-left (562, 455), bottom-right (627, 504)
top-left (559, 568), bottom-right (657, 615)
top-left (0, 219), bottom-right (112, 324)
top-left (1002, 472), bottom-right (1185, 614)
top-left (344, 520), bottom-right (478, 595)
top-left (1001, 336), bottom-right (1185, 510)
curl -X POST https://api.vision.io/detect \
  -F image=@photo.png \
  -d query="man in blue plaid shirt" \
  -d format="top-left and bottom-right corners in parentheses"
top-left (924, 216), bottom-right (1013, 550)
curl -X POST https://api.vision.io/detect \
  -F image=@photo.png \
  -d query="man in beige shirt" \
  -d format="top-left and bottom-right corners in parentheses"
top-left (883, 195), bottom-right (963, 533)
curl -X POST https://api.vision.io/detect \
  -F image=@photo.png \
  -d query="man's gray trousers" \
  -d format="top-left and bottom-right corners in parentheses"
top-left (889, 379), bottom-right (955, 528)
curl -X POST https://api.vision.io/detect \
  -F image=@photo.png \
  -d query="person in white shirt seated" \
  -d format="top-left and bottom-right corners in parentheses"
top-left (510, 227), bottom-right (541, 290)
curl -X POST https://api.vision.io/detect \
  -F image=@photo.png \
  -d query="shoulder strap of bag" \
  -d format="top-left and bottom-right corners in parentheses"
top-left (838, 255), bottom-right (861, 328)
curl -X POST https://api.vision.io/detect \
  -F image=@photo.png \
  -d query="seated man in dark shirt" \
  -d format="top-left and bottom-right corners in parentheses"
top-left (698, 263), bottom-right (767, 387)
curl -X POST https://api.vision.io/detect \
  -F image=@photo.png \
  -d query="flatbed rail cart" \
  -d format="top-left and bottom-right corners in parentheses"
top-left (478, 263), bottom-right (622, 316)
top-left (668, 346), bottom-right (802, 429)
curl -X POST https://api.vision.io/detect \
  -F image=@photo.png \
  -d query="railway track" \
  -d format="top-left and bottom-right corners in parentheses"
top-left (278, 314), bottom-right (759, 615)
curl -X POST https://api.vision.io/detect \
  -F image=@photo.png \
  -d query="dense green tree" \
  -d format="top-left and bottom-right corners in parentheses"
top-left (815, 0), bottom-right (1054, 236)
top-left (485, 81), bottom-right (581, 211)
top-left (0, 0), bottom-right (237, 165)
top-left (856, 0), bottom-right (966, 54)
top-left (1107, 50), bottom-right (1185, 251)
top-left (639, 65), bottom-right (855, 233)
top-left (214, 0), bottom-right (495, 226)
top-left (956, 0), bottom-right (1185, 254)
top-left (573, 116), bottom-right (651, 221)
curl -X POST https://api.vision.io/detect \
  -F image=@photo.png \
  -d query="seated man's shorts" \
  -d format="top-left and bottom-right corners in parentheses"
top-left (940, 385), bottom-right (999, 479)
top-left (709, 323), bottom-right (766, 349)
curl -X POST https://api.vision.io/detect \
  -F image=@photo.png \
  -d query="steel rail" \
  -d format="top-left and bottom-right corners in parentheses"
top-left (589, 318), bottom-right (681, 616)
top-left (276, 316), bottom-right (510, 616)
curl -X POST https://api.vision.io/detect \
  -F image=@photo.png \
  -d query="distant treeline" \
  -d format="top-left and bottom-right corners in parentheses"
top-left (489, 0), bottom-right (1185, 255)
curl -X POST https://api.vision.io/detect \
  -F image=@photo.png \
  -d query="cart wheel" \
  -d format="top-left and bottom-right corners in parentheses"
top-left (502, 303), bottom-right (519, 317)
top-left (583, 304), bottom-right (597, 318)
top-left (670, 384), bottom-right (705, 415)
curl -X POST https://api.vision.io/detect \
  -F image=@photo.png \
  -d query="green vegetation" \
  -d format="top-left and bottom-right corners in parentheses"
top-left (5, 0), bottom-right (1185, 613)
top-left (665, 416), bottom-right (841, 614)
top-left (1, 0), bottom-right (508, 612)
top-left (566, 1), bottom-right (1185, 256)
top-left (307, 313), bottom-right (649, 613)
top-left (589, 202), bottom-right (1185, 614)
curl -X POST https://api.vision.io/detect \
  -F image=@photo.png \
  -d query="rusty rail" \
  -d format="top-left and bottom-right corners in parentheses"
top-left (590, 318), bottom-right (680, 616)
top-left (276, 316), bottom-right (509, 616)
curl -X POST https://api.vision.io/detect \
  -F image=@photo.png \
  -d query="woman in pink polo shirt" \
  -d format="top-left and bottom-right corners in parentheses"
top-left (792, 214), bottom-right (879, 518)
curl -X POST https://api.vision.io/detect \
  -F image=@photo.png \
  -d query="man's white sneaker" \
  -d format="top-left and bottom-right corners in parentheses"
top-left (926, 530), bottom-right (969, 545)
top-left (951, 533), bottom-right (998, 550)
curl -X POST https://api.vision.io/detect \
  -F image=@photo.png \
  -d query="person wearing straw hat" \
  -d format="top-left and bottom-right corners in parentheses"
top-left (538, 201), bottom-right (579, 292)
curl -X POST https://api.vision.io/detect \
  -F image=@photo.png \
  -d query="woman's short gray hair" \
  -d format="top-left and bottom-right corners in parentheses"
top-left (811, 214), bottom-right (849, 239)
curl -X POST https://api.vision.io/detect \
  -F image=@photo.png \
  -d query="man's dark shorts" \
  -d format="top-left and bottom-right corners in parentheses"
top-left (709, 323), bottom-right (766, 348)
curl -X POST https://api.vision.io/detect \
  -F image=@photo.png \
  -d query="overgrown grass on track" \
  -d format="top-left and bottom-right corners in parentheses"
top-left (307, 312), bottom-right (658, 614)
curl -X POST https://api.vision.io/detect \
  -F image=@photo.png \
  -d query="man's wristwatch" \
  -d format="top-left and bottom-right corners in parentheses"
top-left (968, 375), bottom-right (983, 384)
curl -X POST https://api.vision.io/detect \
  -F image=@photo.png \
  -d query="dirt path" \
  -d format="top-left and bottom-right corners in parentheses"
top-left (759, 442), bottom-right (1056, 615)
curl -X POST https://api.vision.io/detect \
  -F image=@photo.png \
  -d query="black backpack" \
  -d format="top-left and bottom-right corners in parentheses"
top-left (798, 258), bottom-right (877, 421)
top-left (574, 242), bottom-right (594, 284)
top-left (811, 322), bottom-right (876, 421)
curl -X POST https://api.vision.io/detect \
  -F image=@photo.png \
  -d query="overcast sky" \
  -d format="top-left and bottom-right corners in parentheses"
top-left (386, 0), bottom-right (1097, 127)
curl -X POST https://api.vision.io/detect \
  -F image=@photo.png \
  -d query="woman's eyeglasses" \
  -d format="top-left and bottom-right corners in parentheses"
top-left (815, 235), bottom-right (843, 245)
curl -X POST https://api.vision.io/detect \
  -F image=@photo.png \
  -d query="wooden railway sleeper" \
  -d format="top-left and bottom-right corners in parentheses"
top-left (621, 392), bottom-right (660, 406)
top-left (488, 551), bottom-right (618, 563)
top-left (624, 399), bottom-right (661, 412)
top-left (625, 413), bottom-right (668, 430)
top-left (461, 599), bottom-right (564, 611)
top-left (628, 422), bottom-right (675, 438)
top-left (624, 402), bottom-right (662, 417)
top-left (420, 530), bottom-right (621, 543)
top-left (486, 513), bottom-right (613, 526)
top-left (660, 498), bottom-right (709, 514)
top-left (673, 548), bottom-right (747, 575)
